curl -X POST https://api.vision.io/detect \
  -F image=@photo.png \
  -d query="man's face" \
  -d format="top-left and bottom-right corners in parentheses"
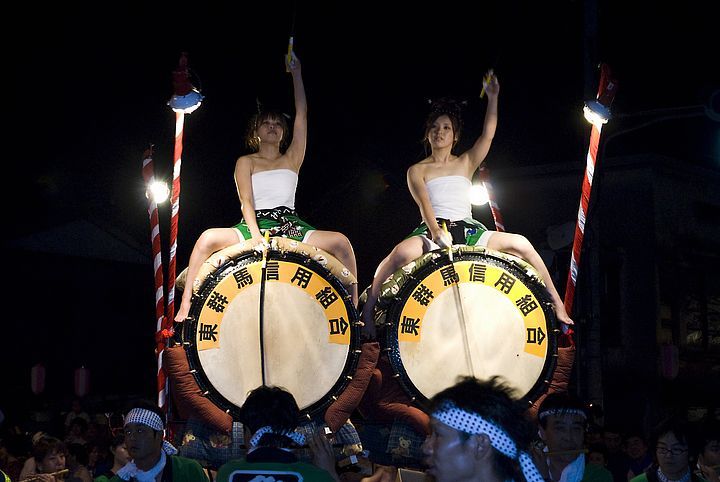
top-left (700, 439), bottom-right (720, 468)
top-left (540, 414), bottom-right (586, 464)
top-left (625, 436), bottom-right (647, 460)
top-left (124, 422), bottom-right (163, 463)
top-left (422, 419), bottom-right (476, 482)
top-left (603, 431), bottom-right (622, 452)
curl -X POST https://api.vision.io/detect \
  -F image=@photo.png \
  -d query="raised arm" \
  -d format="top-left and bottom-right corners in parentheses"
top-left (407, 164), bottom-right (452, 247)
top-left (284, 52), bottom-right (307, 169)
top-left (234, 155), bottom-right (264, 246)
top-left (464, 70), bottom-right (499, 172)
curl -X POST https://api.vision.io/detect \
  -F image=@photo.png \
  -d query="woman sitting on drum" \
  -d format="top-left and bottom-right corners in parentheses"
top-left (175, 52), bottom-right (358, 322)
top-left (360, 70), bottom-right (572, 336)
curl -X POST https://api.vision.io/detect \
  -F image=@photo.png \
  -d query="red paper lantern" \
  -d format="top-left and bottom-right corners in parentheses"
top-left (31, 363), bottom-right (46, 395)
top-left (74, 366), bottom-right (90, 397)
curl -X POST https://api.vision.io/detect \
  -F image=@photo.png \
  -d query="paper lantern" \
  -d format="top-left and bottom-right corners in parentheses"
top-left (660, 344), bottom-right (679, 380)
top-left (31, 363), bottom-right (46, 395)
top-left (74, 366), bottom-right (90, 397)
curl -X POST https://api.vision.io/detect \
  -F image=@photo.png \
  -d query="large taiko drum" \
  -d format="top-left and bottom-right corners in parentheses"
top-left (375, 245), bottom-right (557, 406)
top-left (179, 237), bottom-right (361, 421)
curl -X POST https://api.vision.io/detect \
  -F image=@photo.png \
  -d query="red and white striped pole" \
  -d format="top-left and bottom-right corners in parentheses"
top-left (141, 146), bottom-right (170, 408)
top-left (564, 63), bottom-right (618, 332)
top-left (159, 53), bottom-right (204, 412)
top-left (479, 167), bottom-right (505, 232)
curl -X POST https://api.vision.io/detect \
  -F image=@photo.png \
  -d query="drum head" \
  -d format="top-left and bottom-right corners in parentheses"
top-left (183, 249), bottom-right (360, 421)
top-left (381, 247), bottom-right (557, 407)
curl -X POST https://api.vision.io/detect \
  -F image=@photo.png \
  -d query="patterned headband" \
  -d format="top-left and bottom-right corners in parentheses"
top-left (124, 408), bottom-right (177, 456)
top-left (249, 426), bottom-right (306, 448)
top-left (432, 401), bottom-right (544, 482)
top-left (537, 408), bottom-right (587, 421)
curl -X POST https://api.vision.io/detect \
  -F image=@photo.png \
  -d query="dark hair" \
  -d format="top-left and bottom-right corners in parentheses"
top-left (68, 417), bottom-right (88, 432)
top-left (537, 392), bottom-right (589, 429)
top-left (424, 97), bottom-right (466, 148)
top-left (67, 442), bottom-right (89, 466)
top-left (650, 416), bottom-right (692, 456)
top-left (429, 376), bottom-right (534, 482)
top-left (587, 443), bottom-right (608, 462)
top-left (110, 432), bottom-right (126, 449)
top-left (245, 110), bottom-right (290, 151)
top-left (32, 436), bottom-right (66, 466)
top-left (240, 385), bottom-right (300, 447)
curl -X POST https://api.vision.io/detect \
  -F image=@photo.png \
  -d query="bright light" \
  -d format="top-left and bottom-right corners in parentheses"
top-left (146, 180), bottom-right (170, 203)
top-left (468, 184), bottom-right (490, 206)
top-left (583, 100), bottom-right (611, 126)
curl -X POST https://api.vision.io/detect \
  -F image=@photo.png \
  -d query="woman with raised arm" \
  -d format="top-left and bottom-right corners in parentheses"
top-left (360, 70), bottom-right (572, 337)
top-left (175, 52), bottom-right (358, 322)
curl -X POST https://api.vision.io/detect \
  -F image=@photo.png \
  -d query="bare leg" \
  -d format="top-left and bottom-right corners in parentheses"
top-left (307, 230), bottom-right (359, 307)
top-left (175, 227), bottom-right (241, 322)
top-left (360, 237), bottom-right (426, 338)
top-left (486, 232), bottom-right (574, 325)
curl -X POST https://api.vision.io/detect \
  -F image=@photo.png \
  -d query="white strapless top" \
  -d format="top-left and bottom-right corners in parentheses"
top-left (425, 175), bottom-right (472, 220)
top-left (251, 169), bottom-right (298, 210)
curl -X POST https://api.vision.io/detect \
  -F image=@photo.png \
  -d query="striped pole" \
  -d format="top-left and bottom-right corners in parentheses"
top-left (157, 111), bottom-right (185, 412)
top-left (479, 167), bottom-right (505, 232)
top-left (141, 146), bottom-right (169, 408)
top-left (564, 63), bottom-right (617, 334)
top-left (564, 123), bottom-right (601, 322)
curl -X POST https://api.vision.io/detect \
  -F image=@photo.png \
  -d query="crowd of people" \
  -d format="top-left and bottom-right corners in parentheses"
top-left (1, 381), bottom-right (718, 482)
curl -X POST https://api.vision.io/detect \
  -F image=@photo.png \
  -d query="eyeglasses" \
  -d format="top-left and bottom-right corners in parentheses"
top-left (656, 446), bottom-right (688, 456)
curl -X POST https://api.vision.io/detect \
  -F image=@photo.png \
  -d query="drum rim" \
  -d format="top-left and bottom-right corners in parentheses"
top-left (180, 249), bottom-right (362, 422)
top-left (380, 248), bottom-right (558, 410)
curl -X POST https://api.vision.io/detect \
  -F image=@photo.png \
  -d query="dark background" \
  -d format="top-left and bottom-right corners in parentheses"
top-left (3, 1), bottom-right (718, 418)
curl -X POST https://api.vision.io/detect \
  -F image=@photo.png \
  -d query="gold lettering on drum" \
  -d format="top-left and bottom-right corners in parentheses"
top-left (276, 261), bottom-right (350, 346)
top-left (197, 262), bottom-right (263, 351)
top-left (197, 259), bottom-right (352, 350)
top-left (397, 261), bottom-right (548, 359)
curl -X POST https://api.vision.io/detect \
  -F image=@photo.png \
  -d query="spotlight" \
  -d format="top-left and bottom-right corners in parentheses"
top-left (468, 184), bottom-right (489, 206)
top-left (146, 180), bottom-right (170, 203)
top-left (583, 99), bottom-right (611, 126)
top-left (583, 63), bottom-right (618, 127)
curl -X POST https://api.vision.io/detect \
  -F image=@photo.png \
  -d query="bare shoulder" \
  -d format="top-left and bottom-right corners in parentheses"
top-left (408, 158), bottom-right (432, 175)
top-left (235, 154), bottom-right (255, 168)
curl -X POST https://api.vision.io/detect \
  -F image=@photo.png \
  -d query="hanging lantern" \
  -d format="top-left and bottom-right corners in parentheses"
top-left (660, 343), bottom-right (679, 380)
top-left (74, 366), bottom-right (90, 397)
top-left (31, 363), bottom-right (46, 395)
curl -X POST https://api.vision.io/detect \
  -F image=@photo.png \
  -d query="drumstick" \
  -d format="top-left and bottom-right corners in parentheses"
top-left (258, 231), bottom-right (271, 385)
top-left (20, 468), bottom-right (70, 481)
top-left (442, 222), bottom-right (475, 377)
top-left (480, 69), bottom-right (494, 98)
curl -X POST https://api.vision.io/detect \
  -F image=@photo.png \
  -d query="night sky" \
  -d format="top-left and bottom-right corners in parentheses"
top-left (4, 1), bottom-right (718, 413)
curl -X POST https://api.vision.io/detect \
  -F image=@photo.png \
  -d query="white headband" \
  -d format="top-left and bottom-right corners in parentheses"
top-left (249, 426), bottom-right (306, 448)
top-left (124, 408), bottom-right (177, 456)
top-left (537, 408), bottom-right (587, 421)
top-left (432, 401), bottom-right (544, 482)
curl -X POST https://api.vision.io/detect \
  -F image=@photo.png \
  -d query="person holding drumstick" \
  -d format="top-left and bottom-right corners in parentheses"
top-left (175, 49), bottom-right (358, 322)
top-left (360, 70), bottom-right (573, 337)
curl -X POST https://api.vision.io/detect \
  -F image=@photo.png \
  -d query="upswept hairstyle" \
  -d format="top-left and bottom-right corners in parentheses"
top-left (245, 110), bottom-right (290, 152)
top-left (424, 97), bottom-right (467, 148)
